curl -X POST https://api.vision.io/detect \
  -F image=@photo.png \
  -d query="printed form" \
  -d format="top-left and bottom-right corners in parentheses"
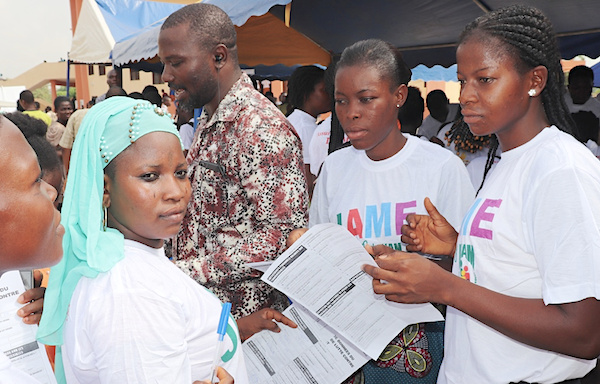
top-left (244, 303), bottom-right (369, 384)
top-left (0, 270), bottom-right (57, 384)
top-left (246, 224), bottom-right (444, 383)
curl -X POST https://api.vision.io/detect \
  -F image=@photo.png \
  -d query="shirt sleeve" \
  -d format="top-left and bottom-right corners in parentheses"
top-left (526, 164), bottom-right (600, 305)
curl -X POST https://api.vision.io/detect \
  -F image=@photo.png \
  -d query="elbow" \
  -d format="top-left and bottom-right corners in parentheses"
top-left (576, 340), bottom-right (600, 360)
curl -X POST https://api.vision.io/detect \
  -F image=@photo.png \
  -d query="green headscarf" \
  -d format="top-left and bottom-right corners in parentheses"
top-left (37, 97), bottom-right (182, 381)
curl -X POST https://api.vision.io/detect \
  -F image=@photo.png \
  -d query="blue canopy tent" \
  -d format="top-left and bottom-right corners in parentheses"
top-left (592, 62), bottom-right (600, 88)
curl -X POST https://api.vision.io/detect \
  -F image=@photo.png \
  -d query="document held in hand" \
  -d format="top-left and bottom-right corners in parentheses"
top-left (245, 223), bottom-right (444, 383)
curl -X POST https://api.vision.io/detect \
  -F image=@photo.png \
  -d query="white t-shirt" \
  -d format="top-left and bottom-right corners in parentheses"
top-left (62, 240), bottom-right (249, 384)
top-left (0, 352), bottom-right (42, 384)
top-left (179, 119), bottom-right (195, 150)
top-left (308, 115), bottom-right (331, 176)
top-left (309, 134), bottom-right (475, 247)
top-left (417, 104), bottom-right (460, 139)
top-left (564, 92), bottom-right (600, 118)
top-left (287, 109), bottom-right (317, 166)
top-left (440, 127), bottom-right (600, 384)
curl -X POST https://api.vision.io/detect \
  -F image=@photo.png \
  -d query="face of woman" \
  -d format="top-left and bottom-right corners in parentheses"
top-left (0, 117), bottom-right (63, 273)
top-left (104, 132), bottom-right (191, 248)
top-left (457, 37), bottom-right (540, 150)
top-left (334, 64), bottom-right (406, 160)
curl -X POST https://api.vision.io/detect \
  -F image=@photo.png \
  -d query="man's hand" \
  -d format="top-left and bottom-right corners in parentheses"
top-left (285, 228), bottom-right (308, 249)
top-left (237, 308), bottom-right (298, 341)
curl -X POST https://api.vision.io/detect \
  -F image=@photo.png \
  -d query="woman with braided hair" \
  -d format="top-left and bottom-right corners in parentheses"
top-left (362, 5), bottom-right (600, 383)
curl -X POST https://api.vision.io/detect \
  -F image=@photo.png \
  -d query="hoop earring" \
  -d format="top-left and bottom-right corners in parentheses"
top-left (103, 206), bottom-right (107, 232)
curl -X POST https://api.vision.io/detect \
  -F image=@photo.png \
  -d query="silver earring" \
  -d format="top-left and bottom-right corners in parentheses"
top-left (396, 104), bottom-right (400, 108)
top-left (528, 89), bottom-right (537, 97)
top-left (103, 206), bottom-right (107, 231)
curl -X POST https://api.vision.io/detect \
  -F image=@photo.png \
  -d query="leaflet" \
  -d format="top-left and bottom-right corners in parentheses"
top-left (261, 223), bottom-right (443, 360)
top-left (243, 303), bottom-right (369, 384)
top-left (0, 270), bottom-right (57, 384)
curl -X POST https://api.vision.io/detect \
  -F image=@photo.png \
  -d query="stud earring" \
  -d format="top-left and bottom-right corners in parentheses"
top-left (528, 89), bottom-right (537, 97)
top-left (396, 104), bottom-right (400, 108)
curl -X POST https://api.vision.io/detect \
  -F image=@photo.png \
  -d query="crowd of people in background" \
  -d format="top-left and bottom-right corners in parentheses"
top-left (2, 3), bottom-right (600, 384)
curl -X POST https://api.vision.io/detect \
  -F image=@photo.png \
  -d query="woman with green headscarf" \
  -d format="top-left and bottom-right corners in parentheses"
top-left (37, 97), bottom-right (247, 384)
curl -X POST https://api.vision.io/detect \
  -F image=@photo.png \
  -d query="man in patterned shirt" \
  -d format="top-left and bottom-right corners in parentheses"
top-left (158, 3), bottom-right (309, 339)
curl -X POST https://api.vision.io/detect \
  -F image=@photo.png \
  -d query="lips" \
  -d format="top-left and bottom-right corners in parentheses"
top-left (160, 208), bottom-right (186, 223)
top-left (461, 111), bottom-right (482, 125)
top-left (344, 129), bottom-right (368, 141)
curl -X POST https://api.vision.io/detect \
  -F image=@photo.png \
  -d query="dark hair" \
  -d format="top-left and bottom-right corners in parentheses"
top-left (161, 3), bottom-right (238, 63)
top-left (19, 90), bottom-right (34, 104)
top-left (568, 65), bottom-right (594, 84)
top-left (128, 92), bottom-right (145, 100)
top-left (398, 86), bottom-right (425, 135)
top-left (142, 86), bottom-right (162, 106)
top-left (459, 4), bottom-right (574, 194)
top-left (27, 135), bottom-right (62, 174)
top-left (54, 96), bottom-right (71, 111)
top-left (106, 86), bottom-right (127, 99)
top-left (336, 39), bottom-right (412, 90)
top-left (3, 112), bottom-right (47, 138)
top-left (324, 57), bottom-right (351, 155)
top-left (287, 65), bottom-right (326, 110)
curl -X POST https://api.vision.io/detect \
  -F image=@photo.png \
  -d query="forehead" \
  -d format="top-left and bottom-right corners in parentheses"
top-left (158, 24), bottom-right (202, 56)
top-left (58, 101), bottom-right (72, 108)
top-left (335, 64), bottom-right (390, 90)
top-left (0, 117), bottom-right (37, 180)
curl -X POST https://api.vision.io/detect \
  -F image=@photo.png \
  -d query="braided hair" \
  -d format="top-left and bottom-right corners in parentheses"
top-left (459, 4), bottom-right (574, 193)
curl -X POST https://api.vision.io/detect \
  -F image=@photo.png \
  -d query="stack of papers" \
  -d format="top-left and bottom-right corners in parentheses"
top-left (243, 223), bottom-right (443, 384)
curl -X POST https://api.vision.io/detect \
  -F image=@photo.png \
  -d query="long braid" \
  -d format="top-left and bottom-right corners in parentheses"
top-left (460, 5), bottom-right (575, 193)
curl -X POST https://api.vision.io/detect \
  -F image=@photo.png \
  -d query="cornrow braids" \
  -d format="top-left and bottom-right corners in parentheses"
top-left (459, 4), bottom-right (575, 194)
top-left (445, 116), bottom-right (491, 155)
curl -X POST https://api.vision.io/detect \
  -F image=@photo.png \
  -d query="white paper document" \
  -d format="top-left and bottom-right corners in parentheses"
top-left (261, 223), bottom-right (443, 360)
top-left (243, 304), bottom-right (369, 384)
top-left (0, 270), bottom-right (57, 384)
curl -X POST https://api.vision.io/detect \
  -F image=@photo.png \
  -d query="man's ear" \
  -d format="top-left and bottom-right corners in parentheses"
top-left (103, 174), bottom-right (111, 208)
top-left (213, 44), bottom-right (228, 69)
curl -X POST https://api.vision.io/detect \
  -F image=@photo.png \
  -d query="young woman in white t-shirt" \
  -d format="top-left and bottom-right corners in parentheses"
top-left (37, 98), bottom-right (239, 384)
top-left (299, 39), bottom-right (474, 384)
top-left (363, 5), bottom-right (600, 384)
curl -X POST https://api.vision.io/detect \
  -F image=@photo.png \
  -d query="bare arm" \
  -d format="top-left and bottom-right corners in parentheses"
top-left (363, 251), bottom-right (600, 359)
top-left (62, 147), bottom-right (72, 175)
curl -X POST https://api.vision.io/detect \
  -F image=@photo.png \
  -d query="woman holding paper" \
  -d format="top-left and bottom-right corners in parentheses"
top-left (37, 97), bottom-right (245, 384)
top-left (363, 5), bottom-right (600, 383)
top-left (307, 39), bottom-right (474, 384)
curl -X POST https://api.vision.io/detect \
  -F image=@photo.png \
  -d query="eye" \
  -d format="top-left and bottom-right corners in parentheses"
top-left (334, 99), bottom-right (347, 106)
top-left (359, 97), bottom-right (374, 103)
top-left (140, 173), bottom-right (158, 182)
top-left (479, 77), bottom-right (493, 84)
top-left (457, 79), bottom-right (466, 86)
top-left (175, 169), bottom-right (188, 179)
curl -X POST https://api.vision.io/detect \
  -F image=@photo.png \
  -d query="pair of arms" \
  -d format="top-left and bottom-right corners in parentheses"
top-left (361, 197), bottom-right (600, 360)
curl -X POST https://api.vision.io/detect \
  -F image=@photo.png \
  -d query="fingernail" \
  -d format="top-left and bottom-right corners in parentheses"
top-left (17, 295), bottom-right (25, 304)
top-left (17, 309), bottom-right (24, 316)
top-left (378, 254), bottom-right (388, 259)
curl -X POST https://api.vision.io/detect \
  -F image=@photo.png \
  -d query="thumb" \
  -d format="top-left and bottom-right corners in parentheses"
top-left (424, 197), bottom-right (443, 221)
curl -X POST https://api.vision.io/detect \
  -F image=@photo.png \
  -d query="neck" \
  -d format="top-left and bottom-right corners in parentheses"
top-left (204, 67), bottom-right (242, 118)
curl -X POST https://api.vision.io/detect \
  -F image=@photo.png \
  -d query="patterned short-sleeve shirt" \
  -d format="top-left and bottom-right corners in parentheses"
top-left (174, 73), bottom-right (308, 319)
